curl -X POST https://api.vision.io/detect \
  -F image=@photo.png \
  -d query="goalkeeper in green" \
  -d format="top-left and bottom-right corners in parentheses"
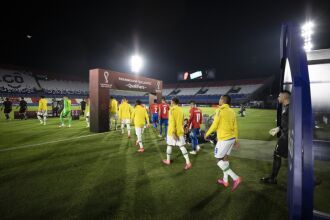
top-left (59, 96), bottom-right (72, 128)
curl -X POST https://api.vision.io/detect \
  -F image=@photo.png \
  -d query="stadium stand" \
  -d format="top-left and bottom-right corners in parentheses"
top-left (0, 67), bottom-right (271, 105)
top-left (0, 68), bottom-right (40, 94)
top-left (162, 79), bottom-right (268, 104)
top-left (38, 79), bottom-right (88, 95)
top-left (162, 88), bottom-right (174, 96)
top-left (203, 86), bottom-right (232, 95)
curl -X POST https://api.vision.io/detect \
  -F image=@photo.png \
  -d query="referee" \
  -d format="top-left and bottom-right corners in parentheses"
top-left (2, 98), bottom-right (12, 120)
top-left (18, 97), bottom-right (28, 120)
top-left (260, 90), bottom-right (290, 184)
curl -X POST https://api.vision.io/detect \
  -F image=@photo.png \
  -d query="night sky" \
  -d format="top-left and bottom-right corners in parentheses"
top-left (1, 0), bottom-right (330, 83)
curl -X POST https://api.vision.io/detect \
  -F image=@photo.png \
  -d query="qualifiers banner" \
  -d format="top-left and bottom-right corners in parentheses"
top-left (99, 69), bottom-right (163, 94)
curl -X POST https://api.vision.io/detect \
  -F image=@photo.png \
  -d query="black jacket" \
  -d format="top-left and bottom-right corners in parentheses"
top-left (279, 104), bottom-right (289, 140)
top-left (19, 100), bottom-right (27, 110)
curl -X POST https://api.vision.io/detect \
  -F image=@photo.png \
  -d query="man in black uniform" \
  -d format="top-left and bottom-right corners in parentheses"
top-left (2, 98), bottom-right (12, 120)
top-left (260, 90), bottom-right (290, 184)
top-left (18, 97), bottom-right (28, 120)
top-left (80, 98), bottom-right (86, 116)
top-left (51, 98), bottom-right (59, 117)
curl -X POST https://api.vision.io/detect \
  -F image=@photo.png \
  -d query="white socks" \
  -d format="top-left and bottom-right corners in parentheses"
top-left (121, 123), bottom-right (131, 135)
top-left (165, 146), bottom-right (190, 164)
top-left (127, 124), bottom-right (131, 136)
top-left (121, 123), bottom-right (125, 134)
top-left (166, 146), bottom-right (172, 161)
top-left (38, 115), bottom-right (46, 124)
top-left (217, 160), bottom-right (238, 181)
top-left (136, 128), bottom-right (143, 148)
top-left (179, 146), bottom-right (190, 164)
top-left (227, 169), bottom-right (239, 181)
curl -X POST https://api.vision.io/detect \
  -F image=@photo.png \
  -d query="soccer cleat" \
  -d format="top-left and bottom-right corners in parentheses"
top-left (59, 124), bottom-right (64, 128)
top-left (68, 125), bottom-right (71, 128)
top-left (138, 148), bottom-right (145, 153)
top-left (189, 151), bottom-right (197, 155)
top-left (196, 145), bottom-right (201, 151)
top-left (260, 177), bottom-right (277, 184)
top-left (40, 121), bottom-right (43, 125)
top-left (217, 179), bottom-right (229, 187)
top-left (158, 134), bottom-right (162, 138)
top-left (162, 159), bottom-right (171, 165)
top-left (128, 135), bottom-right (131, 138)
top-left (43, 122), bottom-right (46, 125)
top-left (231, 177), bottom-right (242, 191)
top-left (184, 163), bottom-right (192, 170)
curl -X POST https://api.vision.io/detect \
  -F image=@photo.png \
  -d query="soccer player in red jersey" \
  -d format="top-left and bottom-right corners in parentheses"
top-left (158, 97), bottom-right (170, 138)
top-left (149, 99), bottom-right (159, 129)
top-left (188, 100), bottom-right (203, 155)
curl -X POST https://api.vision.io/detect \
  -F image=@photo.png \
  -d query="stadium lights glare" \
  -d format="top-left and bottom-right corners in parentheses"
top-left (130, 55), bottom-right (143, 73)
top-left (301, 21), bottom-right (314, 52)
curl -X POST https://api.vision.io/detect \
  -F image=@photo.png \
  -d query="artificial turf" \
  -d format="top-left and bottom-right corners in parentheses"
top-left (0, 108), bottom-right (328, 219)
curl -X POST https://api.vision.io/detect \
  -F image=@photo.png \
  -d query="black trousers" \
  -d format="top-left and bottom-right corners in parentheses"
top-left (271, 137), bottom-right (288, 179)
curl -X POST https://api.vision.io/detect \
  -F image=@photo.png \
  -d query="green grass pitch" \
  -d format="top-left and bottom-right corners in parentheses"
top-left (0, 107), bottom-right (329, 219)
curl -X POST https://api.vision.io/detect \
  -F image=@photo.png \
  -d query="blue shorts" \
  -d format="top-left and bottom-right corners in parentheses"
top-left (160, 118), bottom-right (168, 126)
top-left (152, 113), bottom-right (159, 123)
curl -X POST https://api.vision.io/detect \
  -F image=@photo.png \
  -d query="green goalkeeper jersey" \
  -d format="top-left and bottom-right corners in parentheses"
top-left (63, 99), bottom-right (72, 112)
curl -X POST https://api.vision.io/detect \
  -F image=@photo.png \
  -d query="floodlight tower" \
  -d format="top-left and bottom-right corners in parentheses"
top-left (130, 55), bottom-right (143, 73)
top-left (301, 21), bottom-right (314, 52)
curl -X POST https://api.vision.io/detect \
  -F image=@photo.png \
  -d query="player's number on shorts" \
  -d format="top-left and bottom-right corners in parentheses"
top-left (196, 113), bottom-right (200, 123)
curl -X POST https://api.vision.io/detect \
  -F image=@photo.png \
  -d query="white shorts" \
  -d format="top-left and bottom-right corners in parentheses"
top-left (37, 110), bottom-right (47, 117)
top-left (214, 138), bottom-right (236, 159)
top-left (110, 113), bottom-right (117, 119)
top-left (121, 119), bottom-right (131, 124)
top-left (167, 135), bottom-right (186, 147)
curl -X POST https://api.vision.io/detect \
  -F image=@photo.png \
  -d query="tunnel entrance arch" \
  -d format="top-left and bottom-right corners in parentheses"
top-left (89, 69), bottom-right (162, 132)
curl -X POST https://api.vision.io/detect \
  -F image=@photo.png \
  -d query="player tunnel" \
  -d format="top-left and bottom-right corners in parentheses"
top-left (280, 23), bottom-right (330, 220)
top-left (89, 69), bottom-right (163, 133)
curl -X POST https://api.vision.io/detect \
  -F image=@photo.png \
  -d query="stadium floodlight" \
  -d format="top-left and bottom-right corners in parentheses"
top-left (301, 21), bottom-right (314, 52)
top-left (130, 54), bottom-right (143, 73)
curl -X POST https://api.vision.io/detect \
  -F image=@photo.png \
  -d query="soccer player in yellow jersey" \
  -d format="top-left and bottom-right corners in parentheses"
top-left (205, 95), bottom-right (241, 191)
top-left (162, 97), bottom-right (192, 170)
top-left (131, 100), bottom-right (150, 153)
top-left (118, 97), bottom-right (132, 138)
top-left (109, 96), bottom-right (118, 130)
top-left (37, 95), bottom-right (48, 125)
top-left (85, 97), bottom-right (90, 128)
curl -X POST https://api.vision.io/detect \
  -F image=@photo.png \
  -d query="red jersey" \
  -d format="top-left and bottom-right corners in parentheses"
top-left (188, 107), bottom-right (203, 129)
top-left (149, 103), bottom-right (159, 114)
top-left (159, 103), bottom-right (170, 119)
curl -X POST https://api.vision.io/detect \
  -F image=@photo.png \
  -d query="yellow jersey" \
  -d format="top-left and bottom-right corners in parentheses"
top-left (131, 105), bottom-right (150, 128)
top-left (109, 99), bottom-right (118, 114)
top-left (118, 101), bottom-right (132, 120)
top-left (205, 104), bottom-right (238, 141)
top-left (167, 105), bottom-right (184, 137)
top-left (38, 98), bottom-right (48, 111)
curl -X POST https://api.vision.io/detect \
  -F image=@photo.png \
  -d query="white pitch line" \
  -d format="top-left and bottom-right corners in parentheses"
top-left (0, 132), bottom-right (109, 153)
